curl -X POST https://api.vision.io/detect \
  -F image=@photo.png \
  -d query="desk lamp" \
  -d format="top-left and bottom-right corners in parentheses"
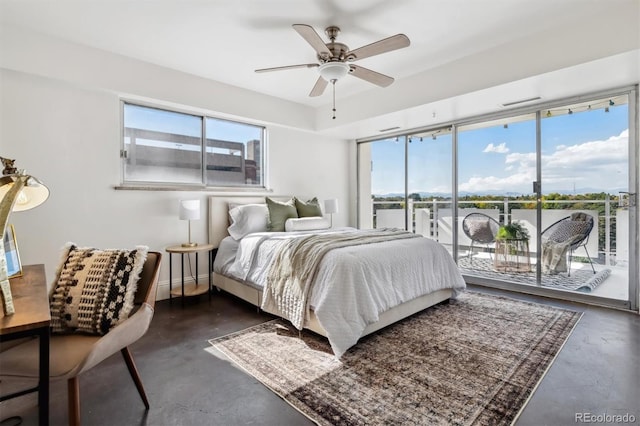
top-left (0, 157), bottom-right (50, 315)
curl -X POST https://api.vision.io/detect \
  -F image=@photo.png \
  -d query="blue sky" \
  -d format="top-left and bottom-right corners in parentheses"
top-left (370, 103), bottom-right (629, 196)
top-left (124, 103), bottom-right (262, 144)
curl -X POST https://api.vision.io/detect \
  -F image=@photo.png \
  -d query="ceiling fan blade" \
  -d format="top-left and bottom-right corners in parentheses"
top-left (346, 34), bottom-right (410, 61)
top-left (255, 63), bottom-right (319, 73)
top-left (309, 76), bottom-right (328, 97)
top-left (349, 65), bottom-right (394, 87)
top-left (292, 24), bottom-right (333, 58)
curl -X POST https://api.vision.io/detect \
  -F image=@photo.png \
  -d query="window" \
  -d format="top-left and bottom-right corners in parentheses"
top-left (122, 102), bottom-right (265, 188)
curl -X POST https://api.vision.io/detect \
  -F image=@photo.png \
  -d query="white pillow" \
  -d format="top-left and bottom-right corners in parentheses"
top-left (285, 217), bottom-right (331, 232)
top-left (228, 204), bottom-right (269, 240)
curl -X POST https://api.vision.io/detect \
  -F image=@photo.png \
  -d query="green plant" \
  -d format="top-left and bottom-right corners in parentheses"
top-left (496, 221), bottom-right (530, 241)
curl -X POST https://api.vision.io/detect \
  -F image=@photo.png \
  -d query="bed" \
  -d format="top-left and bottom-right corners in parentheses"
top-left (209, 196), bottom-right (466, 357)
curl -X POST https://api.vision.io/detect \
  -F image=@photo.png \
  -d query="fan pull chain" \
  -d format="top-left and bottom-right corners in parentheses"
top-left (332, 80), bottom-right (337, 120)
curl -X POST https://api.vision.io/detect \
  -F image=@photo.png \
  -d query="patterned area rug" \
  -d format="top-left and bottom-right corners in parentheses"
top-left (458, 257), bottom-right (611, 292)
top-left (207, 292), bottom-right (581, 426)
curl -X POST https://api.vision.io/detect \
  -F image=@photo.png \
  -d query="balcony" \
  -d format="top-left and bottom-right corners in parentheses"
top-left (370, 196), bottom-right (629, 301)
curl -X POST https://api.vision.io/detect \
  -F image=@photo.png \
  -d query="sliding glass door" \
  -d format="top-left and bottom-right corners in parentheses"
top-left (539, 94), bottom-right (631, 301)
top-left (357, 87), bottom-right (638, 311)
top-left (456, 114), bottom-right (537, 281)
top-left (358, 136), bottom-right (407, 230)
top-left (358, 130), bottom-right (453, 250)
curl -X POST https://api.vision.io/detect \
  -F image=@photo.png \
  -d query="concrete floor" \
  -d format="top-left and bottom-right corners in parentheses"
top-left (3, 285), bottom-right (639, 426)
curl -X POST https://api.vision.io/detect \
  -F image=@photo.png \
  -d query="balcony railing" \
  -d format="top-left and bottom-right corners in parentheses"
top-left (371, 195), bottom-right (628, 267)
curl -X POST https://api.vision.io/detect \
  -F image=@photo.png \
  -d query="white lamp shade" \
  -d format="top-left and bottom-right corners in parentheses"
top-left (179, 199), bottom-right (200, 221)
top-left (0, 176), bottom-right (50, 212)
top-left (324, 199), bottom-right (339, 214)
top-left (318, 62), bottom-right (350, 82)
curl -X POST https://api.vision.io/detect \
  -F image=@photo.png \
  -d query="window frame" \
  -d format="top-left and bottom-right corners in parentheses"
top-left (118, 100), bottom-right (268, 191)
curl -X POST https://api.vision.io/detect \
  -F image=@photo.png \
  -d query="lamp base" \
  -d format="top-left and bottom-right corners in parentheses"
top-left (181, 242), bottom-right (198, 248)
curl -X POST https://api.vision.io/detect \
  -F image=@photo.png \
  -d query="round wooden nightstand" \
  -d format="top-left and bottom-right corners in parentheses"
top-left (165, 244), bottom-right (215, 306)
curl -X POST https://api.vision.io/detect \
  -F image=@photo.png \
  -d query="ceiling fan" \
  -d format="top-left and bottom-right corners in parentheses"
top-left (255, 24), bottom-right (410, 119)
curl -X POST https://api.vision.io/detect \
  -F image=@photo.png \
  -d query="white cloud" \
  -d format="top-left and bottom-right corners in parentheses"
top-left (459, 129), bottom-right (629, 193)
top-left (483, 142), bottom-right (510, 154)
top-left (459, 172), bottom-right (534, 192)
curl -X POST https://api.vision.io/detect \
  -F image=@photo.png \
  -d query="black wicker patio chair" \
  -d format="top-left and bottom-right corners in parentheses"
top-left (541, 212), bottom-right (596, 276)
top-left (462, 212), bottom-right (501, 260)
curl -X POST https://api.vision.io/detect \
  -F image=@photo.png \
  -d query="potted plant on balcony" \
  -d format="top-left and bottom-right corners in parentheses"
top-left (496, 221), bottom-right (530, 241)
top-left (494, 221), bottom-right (531, 272)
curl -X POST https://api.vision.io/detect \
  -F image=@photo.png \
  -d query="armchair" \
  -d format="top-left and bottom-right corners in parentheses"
top-left (0, 251), bottom-right (162, 426)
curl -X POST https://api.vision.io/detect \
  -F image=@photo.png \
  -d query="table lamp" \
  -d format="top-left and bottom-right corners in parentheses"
top-left (0, 157), bottom-right (50, 315)
top-left (324, 198), bottom-right (339, 227)
top-left (179, 199), bottom-right (200, 247)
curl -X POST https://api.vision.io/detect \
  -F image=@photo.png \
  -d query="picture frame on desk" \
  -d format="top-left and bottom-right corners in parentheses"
top-left (4, 224), bottom-right (22, 278)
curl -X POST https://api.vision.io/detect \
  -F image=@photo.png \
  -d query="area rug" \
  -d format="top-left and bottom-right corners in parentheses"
top-left (458, 257), bottom-right (611, 292)
top-left (206, 291), bottom-right (582, 426)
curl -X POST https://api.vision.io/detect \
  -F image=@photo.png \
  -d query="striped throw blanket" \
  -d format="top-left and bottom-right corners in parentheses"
top-left (261, 228), bottom-right (420, 329)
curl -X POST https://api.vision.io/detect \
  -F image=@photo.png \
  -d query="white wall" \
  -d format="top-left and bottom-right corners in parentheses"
top-left (0, 68), bottom-right (349, 299)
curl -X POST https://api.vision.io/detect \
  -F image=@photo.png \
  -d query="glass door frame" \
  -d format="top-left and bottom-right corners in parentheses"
top-left (453, 87), bottom-right (637, 311)
top-left (356, 85), bottom-right (639, 312)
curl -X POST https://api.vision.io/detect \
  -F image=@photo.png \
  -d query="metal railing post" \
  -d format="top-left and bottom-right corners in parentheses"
top-left (605, 194), bottom-right (611, 266)
top-left (432, 198), bottom-right (438, 239)
top-left (503, 197), bottom-right (509, 224)
top-left (371, 197), bottom-right (612, 265)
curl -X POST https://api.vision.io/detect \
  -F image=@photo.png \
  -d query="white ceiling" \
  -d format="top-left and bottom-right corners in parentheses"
top-left (1, 0), bottom-right (638, 138)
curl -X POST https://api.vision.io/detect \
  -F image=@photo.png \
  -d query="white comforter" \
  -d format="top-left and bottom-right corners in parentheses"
top-left (214, 228), bottom-right (466, 357)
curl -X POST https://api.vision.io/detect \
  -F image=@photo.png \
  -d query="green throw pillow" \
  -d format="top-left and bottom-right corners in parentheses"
top-left (295, 197), bottom-right (323, 218)
top-left (266, 197), bottom-right (298, 232)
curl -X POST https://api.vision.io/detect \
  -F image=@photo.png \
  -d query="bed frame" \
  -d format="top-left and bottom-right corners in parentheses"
top-left (208, 195), bottom-right (453, 338)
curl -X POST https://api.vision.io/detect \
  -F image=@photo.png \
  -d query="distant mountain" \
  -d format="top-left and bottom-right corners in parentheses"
top-left (373, 187), bottom-right (627, 198)
top-left (374, 191), bottom-right (527, 198)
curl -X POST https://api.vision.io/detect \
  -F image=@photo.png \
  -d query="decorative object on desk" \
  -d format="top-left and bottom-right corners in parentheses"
top-left (0, 157), bottom-right (50, 315)
top-left (179, 199), bottom-right (200, 247)
top-left (3, 224), bottom-right (22, 278)
top-left (1, 157), bottom-right (18, 175)
top-left (323, 198), bottom-right (338, 227)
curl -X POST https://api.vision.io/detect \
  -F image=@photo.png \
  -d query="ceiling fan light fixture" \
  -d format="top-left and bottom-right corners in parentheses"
top-left (318, 62), bottom-right (350, 82)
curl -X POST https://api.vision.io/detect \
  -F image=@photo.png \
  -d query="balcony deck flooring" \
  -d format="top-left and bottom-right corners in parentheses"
top-left (459, 252), bottom-right (629, 302)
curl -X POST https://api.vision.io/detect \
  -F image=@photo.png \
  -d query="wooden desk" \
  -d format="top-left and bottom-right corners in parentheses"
top-left (0, 264), bottom-right (50, 425)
